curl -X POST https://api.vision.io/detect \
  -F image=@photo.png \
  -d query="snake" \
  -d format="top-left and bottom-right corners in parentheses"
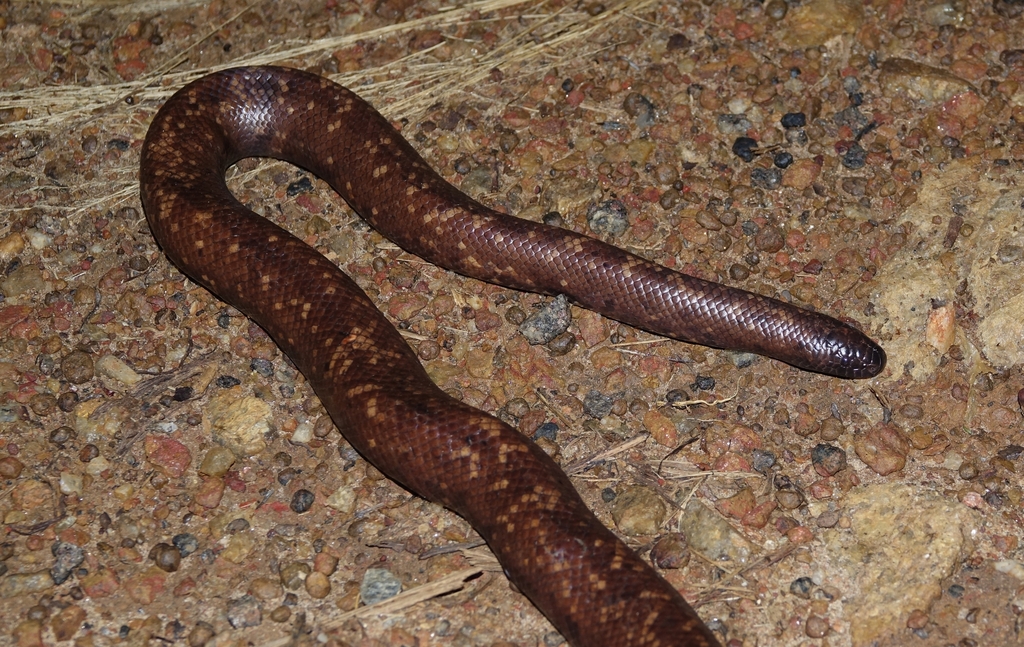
top-left (139, 66), bottom-right (885, 647)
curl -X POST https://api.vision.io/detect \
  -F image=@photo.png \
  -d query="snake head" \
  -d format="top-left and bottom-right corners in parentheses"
top-left (819, 327), bottom-right (887, 379)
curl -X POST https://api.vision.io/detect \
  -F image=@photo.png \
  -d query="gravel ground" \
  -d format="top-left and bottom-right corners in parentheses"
top-left (2, 1), bottom-right (1024, 646)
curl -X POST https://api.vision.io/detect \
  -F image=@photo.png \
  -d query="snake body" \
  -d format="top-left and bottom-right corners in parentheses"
top-left (140, 66), bottom-right (884, 647)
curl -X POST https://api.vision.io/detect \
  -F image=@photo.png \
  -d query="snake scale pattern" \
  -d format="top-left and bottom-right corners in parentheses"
top-left (140, 66), bottom-right (885, 647)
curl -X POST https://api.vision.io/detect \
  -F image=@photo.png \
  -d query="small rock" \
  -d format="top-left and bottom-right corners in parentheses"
top-left (188, 622), bottom-right (215, 647)
top-left (854, 424), bottom-right (909, 475)
top-left (716, 487), bottom-right (756, 519)
top-left (149, 543), bottom-right (182, 573)
top-left (50, 542), bottom-right (85, 585)
top-left (290, 489), bottom-right (314, 513)
top-left (279, 562), bottom-right (311, 590)
top-left (269, 606), bottom-right (291, 622)
top-left (95, 354), bottom-right (142, 387)
top-left (0, 456), bottom-right (24, 479)
top-left (610, 486), bottom-right (667, 536)
top-left (12, 620), bottom-right (43, 647)
top-left (61, 351), bottom-right (94, 384)
top-left (305, 571), bottom-right (331, 599)
top-left (199, 446), bottom-right (236, 477)
top-left (172, 534), bottom-right (199, 557)
top-left (811, 443), bottom-right (847, 476)
top-left (360, 568), bottom-right (402, 605)
top-left (226, 594), bottom-right (262, 628)
top-left (0, 570), bottom-right (55, 598)
top-left (325, 485), bottom-right (357, 514)
top-left (144, 435), bottom-right (191, 478)
top-left (207, 390), bottom-right (270, 457)
top-left (249, 577), bottom-right (283, 600)
top-left (519, 295), bottom-right (571, 344)
top-left (679, 499), bottom-right (756, 564)
top-left (582, 389), bottom-right (616, 418)
top-left (805, 614), bottom-right (830, 638)
top-left (649, 533), bottom-right (691, 569)
top-left (49, 604), bottom-right (86, 641)
top-left (586, 200), bottom-right (629, 237)
top-left (879, 58), bottom-right (975, 104)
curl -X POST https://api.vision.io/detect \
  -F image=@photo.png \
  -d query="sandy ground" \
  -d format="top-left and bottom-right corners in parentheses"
top-left (2, 0), bottom-right (1024, 645)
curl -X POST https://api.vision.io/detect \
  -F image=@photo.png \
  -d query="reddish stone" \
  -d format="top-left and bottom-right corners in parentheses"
top-left (853, 423), bottom-right (909, 475)
top-left (124, 566), bottom-right (167, 605)
top-left (194, 476), bottom-right (225, 509)
top-left (144, 435), bottom-right (192, 478)
top-left (50, 605), bottom-right (86, 641)
top-left (741, 501), bottom-right (777, 529)
top-left (712, 452), bottom-right (752, 472)
top-left (80, 567), bottom-right (120, 598)
top-left (716, 488), bottom-right (756, 520)
top-left (173, 576), bottom-right (197, 597)
top-left (786, 525), bottom-right (814, 544)
top-left (12, 620), bottom-right (43, 647)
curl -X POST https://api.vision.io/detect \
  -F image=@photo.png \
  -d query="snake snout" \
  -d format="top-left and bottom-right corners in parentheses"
top-left (822, 328), bottom-right (886, 379)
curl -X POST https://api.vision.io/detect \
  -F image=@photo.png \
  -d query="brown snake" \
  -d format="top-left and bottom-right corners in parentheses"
top-left (140, 66), bottom-right (885, 647)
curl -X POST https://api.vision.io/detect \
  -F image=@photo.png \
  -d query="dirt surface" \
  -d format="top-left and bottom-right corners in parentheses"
top-left (2, 0), bottom-right (1024, 646)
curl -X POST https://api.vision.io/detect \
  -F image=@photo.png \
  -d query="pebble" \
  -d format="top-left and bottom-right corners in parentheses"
top-left (48, 426), bottom-right (75, 446)
top-left (188, 622), bottom-right (215, 647)
top-left (172, 533), bottom-right (199, 557)
top-left (732, 137), bottom-right (758, 162)
top-left (0, 456), bottom-right (24, 478)
top-left (519, 294), bottom-right (571, 344)
top-left (50, 605), bottom-right (86, 641)
top-left (804, 614), bottom-right (830, 638)
top-left (751, 449), bottom-right (776, 473)
top-left (811, 443), bottom-right (847, 476)
top-left (12, 620), bottom-right (42, 647)
top-left (0, 570), bottom-right (55, 598)
top-left (226, 594), bottom-right (262, 628)
top-left (305, 571), bottom-right (331, 598)
top-left (546, 331), bottom-right (576, 356)
top-left (290, 488), bottom-right (314, 513)
top-left (50, 541), bottom-right (85, 584)
top-left (879, 58), bottom-right (975, 104)
top-left (360, 567), bottom-right (403, 605)
top-left (250, 358), bottom-right (274, 377)
top-left (790, 576), bottom-right (814, 598)
top-left (586, 200), bottom-right (629, 237)
top-left (279, 561), bottom-right (311, 590)
top-left (313, 552), bottom-right (339, 575)
top-left (716, 487), bottom-right (756, 520)
top-left (582, 389), bottom-right (615, 418)
top-left (95, 354), bottom-right (141, 386)
top-left (853, 424), bottom-right (910, 475)
top-left (622, 92), bottom-right (656, 128)
top-left (750, 167), bottom-right (782, 190)
top-left (610, 486), bottom-right (667, 536)
top-left (775, 489), bottom-right (806, 511)
top-left (269, 605), bottom-right (291, 622)
top-left (198, 446), bottom-right (235, 477)
top-left (207, 391), bottom-right (270, 457)
top-left (819, 417), bottom-right (845, 441)
top-left (144, 435), bottom-right (192, 478)
top-left (325, 485), bottom-right (357, 514)
top-left (149, 543), bottom-right (182, 572)
top-left (249, 577), bottom-right (283, 600)
top-left (60, 350), bottom-right (94, 384)
top-left (649, 533), bottom-right (691, 569)
top-left (816, 510), bottom-right (841, 528)
top-left (780, 112), bottom-right (806, 128)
